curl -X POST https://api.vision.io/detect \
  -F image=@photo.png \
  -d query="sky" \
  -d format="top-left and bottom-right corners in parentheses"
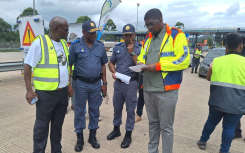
top-left (0, 0), bottom-right (245, 31)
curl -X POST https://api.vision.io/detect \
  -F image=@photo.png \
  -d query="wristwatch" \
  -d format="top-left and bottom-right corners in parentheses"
top-left (103, 82), bottom-right (108, 85)
top-left (130, 52), bottom-right (136, 56)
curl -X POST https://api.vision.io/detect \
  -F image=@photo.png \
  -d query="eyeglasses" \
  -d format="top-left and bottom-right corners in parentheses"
top-left (144, 20), bottom-right (159, 28)
top-left (57, 28), bottom-right (69, 32)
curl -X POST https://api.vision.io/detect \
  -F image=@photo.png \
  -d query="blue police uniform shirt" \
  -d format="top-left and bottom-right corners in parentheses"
top-left (69, 36), bottom-right (108, 79)
top-left (110, 41), bottom-right (141, 78)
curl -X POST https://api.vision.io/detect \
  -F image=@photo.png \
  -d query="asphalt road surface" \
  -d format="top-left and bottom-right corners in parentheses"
top-left (0, 67), bottom-right (244, 153)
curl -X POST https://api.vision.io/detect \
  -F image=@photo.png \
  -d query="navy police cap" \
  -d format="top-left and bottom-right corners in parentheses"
top-left (122, 24), bottom-right (135, 34)
top-left (82, 20), bottom-right (99, 33)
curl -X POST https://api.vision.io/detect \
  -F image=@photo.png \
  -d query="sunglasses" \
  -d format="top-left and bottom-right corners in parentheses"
top-left (56, 28), bottom-right (69, 32)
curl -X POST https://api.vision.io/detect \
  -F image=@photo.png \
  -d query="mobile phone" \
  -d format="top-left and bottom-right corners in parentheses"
top-left (31, 96), bottom-right (38, 105)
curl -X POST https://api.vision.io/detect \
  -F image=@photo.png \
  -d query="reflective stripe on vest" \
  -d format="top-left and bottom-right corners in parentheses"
top-left (33, 35), bottom-right (69, 91)
top-left (194, 49), bottom-right (202, 58)
top-left (209, 54), bottom-right (245, 114)
top-left (137, 24), bottom-right (188, 91)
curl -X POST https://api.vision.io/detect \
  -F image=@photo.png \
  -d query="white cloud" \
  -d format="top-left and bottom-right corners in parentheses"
top-left (0, 0), bottom-right (245, 31)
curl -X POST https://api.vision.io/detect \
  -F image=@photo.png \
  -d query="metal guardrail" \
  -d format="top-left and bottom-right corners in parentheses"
top-left (0, 56), bottom-right (112, 72)
top-left (0, 61), bottom-right (23, 72)
top-left (0, 48), bottom-right (20, 50)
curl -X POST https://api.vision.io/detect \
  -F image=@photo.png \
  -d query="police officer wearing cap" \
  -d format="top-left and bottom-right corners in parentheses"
top-left (69, 20), bottom-right (108, 152)
top-left (107, 24), bottom-right (141, 148)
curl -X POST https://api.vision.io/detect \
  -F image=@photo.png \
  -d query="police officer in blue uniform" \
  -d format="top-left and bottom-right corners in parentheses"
top-left (107, 24), bottom-right (141, 148)
top-left (68, 20), bottom-right (108, 152)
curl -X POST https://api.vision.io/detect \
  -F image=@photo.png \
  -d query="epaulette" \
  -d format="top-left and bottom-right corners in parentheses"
top-left (138, 42), bottom-right (142, 46)
top-left (115, 42), bottom-right (123, 46)
top-left (96, 40), bottom-right (104, 44)
top-left (71, 39), bottom-right (80, 44)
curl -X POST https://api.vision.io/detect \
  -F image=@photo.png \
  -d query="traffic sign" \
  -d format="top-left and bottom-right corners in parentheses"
top-left (22, 21), bottom-right (36, 46)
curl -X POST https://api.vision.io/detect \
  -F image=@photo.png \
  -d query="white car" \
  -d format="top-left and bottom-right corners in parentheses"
top-left (109, 47), bottom-right (113, 52)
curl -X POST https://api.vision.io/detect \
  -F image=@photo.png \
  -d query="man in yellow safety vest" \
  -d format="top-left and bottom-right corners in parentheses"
top-left (137, 8), bottom-right (190, 153)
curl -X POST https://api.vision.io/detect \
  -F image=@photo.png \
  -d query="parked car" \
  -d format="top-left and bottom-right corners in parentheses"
top-left (109, 47), bottom-right (113, 52)
top-left (198, 48), bottom-right (226, 77)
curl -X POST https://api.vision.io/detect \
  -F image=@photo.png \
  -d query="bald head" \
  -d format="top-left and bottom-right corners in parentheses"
top-left (49, 16), bottom-right (68, 29)
top-left (48, 16), bottom-right (69, 41)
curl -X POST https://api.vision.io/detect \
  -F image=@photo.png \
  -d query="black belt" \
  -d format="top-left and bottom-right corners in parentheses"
top-left (117, 77), bottom-right (137, 82)
top-left (76, 75), bottom-right (100, 83)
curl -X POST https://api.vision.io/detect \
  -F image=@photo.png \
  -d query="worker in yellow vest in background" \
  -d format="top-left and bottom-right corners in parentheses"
top-left (191, 45), bottom-right (203, 73)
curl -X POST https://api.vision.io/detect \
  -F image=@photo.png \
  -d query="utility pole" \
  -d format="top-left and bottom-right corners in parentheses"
top-left (136, 3), bottom-right (140, 31)
top-left (33, 0), bottom-right (35, 15)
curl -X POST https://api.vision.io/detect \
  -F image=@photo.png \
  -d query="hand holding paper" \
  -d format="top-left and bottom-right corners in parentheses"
top-left (129, 64), bottom-right (147, 72)
top-left (115, 72), bottom-right (131, 84)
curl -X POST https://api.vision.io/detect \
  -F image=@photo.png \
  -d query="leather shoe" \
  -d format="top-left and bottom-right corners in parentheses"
top-left (233, 132), bottom-right (242, 139)
top-left (135, 116), bottom-right (142, 123)
top-left (121, 131), bottom-right (132, 148)
top-left (88, 129), bottom-right (100, 149)
top-left (75, 132), bottom-right (84, 152)
top-left (107, 126), bottom-right (121, 140)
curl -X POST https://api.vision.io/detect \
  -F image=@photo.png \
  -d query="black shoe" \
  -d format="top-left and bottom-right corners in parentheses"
top-left (195, 71), bottom-right (197, 73)
top-left (191, 70), bottom-right (193, 73)
top-left (107, 126), bottom-right (121, 140)
top-left (233, 132), bottom-right (242, 139)
top-left (121, 131), bottom-right (132, 148)
top-left (75, 132), bottom-right (84, 152)
top-left (88, 129), bottom-right (100, 149)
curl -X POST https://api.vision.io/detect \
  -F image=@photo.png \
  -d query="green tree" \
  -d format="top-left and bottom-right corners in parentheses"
top-left (76, 16), bottom-right (91, 23)
top-left (17, 7), bottom-right (39, 20)
top-left (174, 22), bottom-right (184, 29)
top-left (44, 28), bottom-right (49, 35)
top-left (5, 31), bottom-right (19, 42)
top-left (0, 18), bottom-right (12, 41)
top-left (14, 7), bottom-right (39, 31)
top-left (207, 37), bottom-right (213, 46)
top-left (104, 19), bottom-right (116, 31)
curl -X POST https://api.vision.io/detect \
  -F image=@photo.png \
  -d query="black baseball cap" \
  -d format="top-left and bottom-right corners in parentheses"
top-left (122, 24), bottom-right (135, 34)
top-left (82, 20), bottom-right (99, 33)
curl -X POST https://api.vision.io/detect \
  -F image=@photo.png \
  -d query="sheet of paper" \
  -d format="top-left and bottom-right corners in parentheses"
top-left (115, 72), bottom-right (131, 84)
top-left (129, 64), bottom-right (147, 72)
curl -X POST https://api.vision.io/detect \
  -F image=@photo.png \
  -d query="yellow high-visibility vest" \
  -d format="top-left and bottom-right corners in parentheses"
top-left (209, 53), bottom-right (245, 114)
top-left (33, 35), bottom-right (69, 91)
top-left (137, 24), bottom-right (190, 91)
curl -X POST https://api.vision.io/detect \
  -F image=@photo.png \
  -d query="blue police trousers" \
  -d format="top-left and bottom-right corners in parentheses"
top-left (113, 80), bottom-right (138, 131)
top-left (73, 79), bottom-right (102, 133)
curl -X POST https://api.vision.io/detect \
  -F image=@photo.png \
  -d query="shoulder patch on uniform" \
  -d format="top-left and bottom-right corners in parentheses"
top-left (71, 39), bottom-right (80, 44)
top-left (115, 42), bottom-right (123, 46)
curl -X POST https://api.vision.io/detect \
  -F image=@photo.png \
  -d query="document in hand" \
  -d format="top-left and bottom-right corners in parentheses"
top-left (129, 64), bottom-right (147, 72)
top-left (115, 72), bottom-right (131, 84)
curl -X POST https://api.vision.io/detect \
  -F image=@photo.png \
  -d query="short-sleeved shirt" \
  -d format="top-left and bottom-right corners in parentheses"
top-left (69, 37), bottom-right (108, 79)
top-left (110, 41), bottom-right (141, 78)
top-left (25, 38), bottom-right (68, 88)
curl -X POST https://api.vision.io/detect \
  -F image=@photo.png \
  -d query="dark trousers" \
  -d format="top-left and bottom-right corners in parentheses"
top-left (136, 75), bottom-right (144, 117)
top-left (33, 87), bottom-right (68, 153)
top-left (235, 120), bottom-right (242, 134)
top-left (192, 58), bottom-right (200, 72)
top-left (200, 106), bottom-right (243, 153)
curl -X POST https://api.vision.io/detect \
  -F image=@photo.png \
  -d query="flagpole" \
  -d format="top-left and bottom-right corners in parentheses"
top-left (98, 0), bottom-right (108, 28)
